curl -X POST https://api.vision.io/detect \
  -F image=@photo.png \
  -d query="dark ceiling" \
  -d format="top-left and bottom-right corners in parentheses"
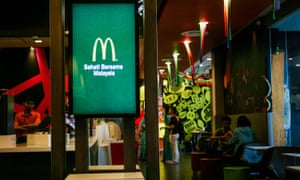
top-left (157, 0), bottom-right (274, 72)
top-left (0, 0), bottom-right (289, 73)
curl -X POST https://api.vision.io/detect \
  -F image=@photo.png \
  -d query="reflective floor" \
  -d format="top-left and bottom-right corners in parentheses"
top-left (138, 151), bottom-right (284, 180)
top-left (139, 151), bottom-right (201, 180)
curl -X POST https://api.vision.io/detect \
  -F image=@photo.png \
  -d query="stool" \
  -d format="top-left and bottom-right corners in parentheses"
top-left (191, 152), bottom-right (207, 172)
top-left (223, 166), bottom-right (250, 180)
top-left (200, 157), bottom-right (223, 179)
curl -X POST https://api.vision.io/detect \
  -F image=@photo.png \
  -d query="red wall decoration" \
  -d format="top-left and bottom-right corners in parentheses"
top-left (4, 48), bottom-right (51, 120)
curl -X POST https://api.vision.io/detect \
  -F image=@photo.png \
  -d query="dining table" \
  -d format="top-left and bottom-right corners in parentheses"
top-left (191, 130), bottom-right (211, 152)
top-left (245, 145), bottom-right (273, 151)
top-left (282, 152), bottom-right (300, 165)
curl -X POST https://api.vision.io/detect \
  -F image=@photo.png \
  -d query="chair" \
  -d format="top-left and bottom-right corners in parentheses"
top-left (267, 146), bottom-right (300, 179)
top-left (223, 166), bottom-right (251, 180)
top-left (200, 157), bottom-right (223, 179)
top-left (222, 143), bottom-right (249, 166)
top-left (243, 143), bottom-right (273, 178)
top-left (243, 142), bottom-right (267, 164)
top-left (219, 143), bottom-right (253, 180)
top-left (191, 151), bottom-right (208, 173)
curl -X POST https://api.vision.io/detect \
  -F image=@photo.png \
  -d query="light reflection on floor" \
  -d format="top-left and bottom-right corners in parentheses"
top-left (139, 152), bottom-right (201, 180)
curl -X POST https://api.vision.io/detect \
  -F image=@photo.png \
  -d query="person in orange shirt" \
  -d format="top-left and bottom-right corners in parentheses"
top-left (14, 96), bottom-right (41, 143)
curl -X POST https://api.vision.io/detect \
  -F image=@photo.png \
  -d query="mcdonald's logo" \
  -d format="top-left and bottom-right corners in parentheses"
top-left (92, 37), bottom-right (118, 62)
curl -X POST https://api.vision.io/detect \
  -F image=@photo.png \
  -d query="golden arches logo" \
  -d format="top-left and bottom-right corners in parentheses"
top-left (92, 37), bottom-right (118, 62)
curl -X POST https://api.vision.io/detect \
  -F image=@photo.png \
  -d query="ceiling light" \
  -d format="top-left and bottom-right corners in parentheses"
top-left (181, 30), bottom-right (200, 37)
top-left (199, 21), bottom-right (208, 28)
top-left (161, 58), bottom-right (172, 62)
top-left (181, 30), bottom-right (209, 38)
top-left (34, 39), bottom-right (43, 43)
top-left (164, 61), bottom-right (171, 65)
top-left (32, 36), bottom-right (43, 44)
top-left (158, 69), bottom-right (165, 74)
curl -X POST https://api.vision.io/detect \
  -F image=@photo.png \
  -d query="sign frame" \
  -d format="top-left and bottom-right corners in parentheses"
top-left (69, 0), bottom-right (139, 118)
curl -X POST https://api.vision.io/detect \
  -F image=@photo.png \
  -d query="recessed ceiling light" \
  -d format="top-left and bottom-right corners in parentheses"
top-left (161, 58), bottom-right (172, 62)
top-left (181, 30), bottom-right (200, 37)
top-left (33, 39), bottom-right (43, 44)
top-left (32, 36), bottom-right (43, 44)
top-left (181, 30), bottom-right (208, 37)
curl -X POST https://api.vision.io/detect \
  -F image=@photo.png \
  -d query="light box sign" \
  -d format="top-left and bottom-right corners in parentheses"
top-left (71, 1), bottom-right (139, 117)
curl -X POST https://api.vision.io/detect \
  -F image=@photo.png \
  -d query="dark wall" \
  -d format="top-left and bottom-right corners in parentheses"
top-left (217, 25), bottom-right (269, 114)
top-left (0, 1), bottom-right (49, 36)
top-left (0, 48), bottom-right (39, 87)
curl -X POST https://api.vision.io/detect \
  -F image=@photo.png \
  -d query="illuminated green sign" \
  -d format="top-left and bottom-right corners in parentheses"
top-left (71, 1), bottom-right (138, 117)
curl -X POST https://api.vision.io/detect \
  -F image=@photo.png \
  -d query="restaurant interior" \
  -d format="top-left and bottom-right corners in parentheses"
top-left (1, 0), bottom-right (300, 179)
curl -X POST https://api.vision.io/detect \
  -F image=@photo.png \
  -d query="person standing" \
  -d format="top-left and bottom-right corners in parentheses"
top-left (161, 106), bottom-right (173, 162)
top-left (138, 117), bottom-right (147, 160)
top-left (164, 106), bottom-right (180, 165)
top-left (14, 95), bottom-right (41, 143)
top-left (135, 108), bottom-right (144, 160)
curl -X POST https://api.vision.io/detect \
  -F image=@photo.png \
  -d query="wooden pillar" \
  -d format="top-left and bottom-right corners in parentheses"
top-left (123, 118), bottom-right (137, 171)
top-left (49, 0), bottom-right (66, 179)
top-left (144, 0), bottom-right (160, 179)
top-left (75, 118), bottom-right (89, 172)
top-left (271, 52), bottom-right (285, 146)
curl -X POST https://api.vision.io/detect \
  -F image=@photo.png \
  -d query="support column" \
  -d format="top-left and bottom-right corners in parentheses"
top-left (144, 0), bottom-right (160, 179)
top-left (50, 0), bottom-right (66, 179)
top-left (123, 118), bottom-right (137, 171)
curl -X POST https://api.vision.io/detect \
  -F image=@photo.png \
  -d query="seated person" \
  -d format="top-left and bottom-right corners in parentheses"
top-left (210, 116), bottom-right (233, 155)
top-left (225, 115), bottom-right (255, 155)
top-left (14, 96), bottom-right (41, 143)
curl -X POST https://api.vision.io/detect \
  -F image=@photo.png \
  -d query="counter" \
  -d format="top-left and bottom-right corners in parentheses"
top-left (66, 172), bottom-right (144, 180)
top-left (110, 140), bottom-right (124, 165)
top-left (0, 136), bottom-right (97, 153)
top-left (0, 136), bottom-right (98, 180)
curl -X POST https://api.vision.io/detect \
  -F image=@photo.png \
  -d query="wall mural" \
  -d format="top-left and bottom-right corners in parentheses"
top-left (162, 80), bottom-right (211, 140)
